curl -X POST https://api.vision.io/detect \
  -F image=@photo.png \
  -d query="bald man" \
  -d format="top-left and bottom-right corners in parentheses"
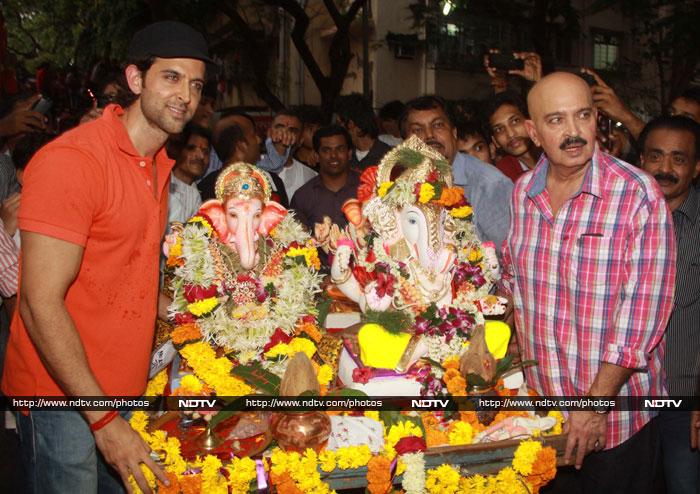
top-left (503, 72), bottom-right (676, 493)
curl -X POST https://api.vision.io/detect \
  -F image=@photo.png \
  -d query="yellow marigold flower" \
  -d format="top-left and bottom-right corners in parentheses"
top-left (418, 183), bottom-right (435, 203)
top-left (545, 410), bottom-right (565, 436)
top-left (319, 450), bottom-right (337, 472)
top-left (187, 296), bottom-right (218, 317)
top-left (264, 342), bottom-right (290, 359)
top-left (179, 374), bottom-right (204, 394)
top-left (289, 337), bottom-right (317, 359)
top-left (189, 216), bottom-right (214, 235)
top-left (512, 439), bottom-right (542, 476)
top-left (364, 410), bottom-right (380, 422)
top-left (450, 205), bottom-right (473, 218)
top-left (145, 369), bottom-right (168, 396)
top-left (425, 464), bottom-right (461, 494)
top-left (377, 181), bottom-right (394, 197)
top-left (317, 364), bottom-right (334, 386)
top-left (227, 456), bottom-right (257, 493)
top-left (448, 420), bottom-right (473, 446)
top-left (467, 247), bottom-right (483, 264)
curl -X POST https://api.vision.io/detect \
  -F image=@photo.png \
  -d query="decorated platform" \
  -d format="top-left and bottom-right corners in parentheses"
top-left (130, 143), bottom-right (568, 493)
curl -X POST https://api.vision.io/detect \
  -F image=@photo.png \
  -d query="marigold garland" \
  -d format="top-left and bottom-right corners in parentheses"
top-left (367, 455), bottom-right (393, 494)
top-left (178, 341), bottom-right (253, 396)
top-left (171, 323), bottom-right (203, 345)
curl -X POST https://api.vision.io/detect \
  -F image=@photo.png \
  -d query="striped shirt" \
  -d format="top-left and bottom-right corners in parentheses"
top-left (0, 219), bottom-right (18, 298)
top-left (664, 186), bottom-right (700, 396)
top-left (503, 148), bottom-right (676, 449)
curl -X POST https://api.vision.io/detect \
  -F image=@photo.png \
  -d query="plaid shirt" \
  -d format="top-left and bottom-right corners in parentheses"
top-left (503, 148), bottom-right (676, 449)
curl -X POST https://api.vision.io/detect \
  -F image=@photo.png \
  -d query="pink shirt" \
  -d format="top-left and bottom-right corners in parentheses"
top-left (503, 148), bottom-right (676, 448)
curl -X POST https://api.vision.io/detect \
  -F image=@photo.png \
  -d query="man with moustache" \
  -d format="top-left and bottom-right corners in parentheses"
top-left (503, 72), bottom-right (676, 493)
top-left (290, 125), bottom-right (359, 232)
top-left (2, 21), bottom-right (211, 493)
top-left (402, 95), bottom-right (512, 253)
top-left (484, 92), bottom-right (541, 182)
top-left (638, 115), bottom-right (700, 494)
top-left (168, 123), bottom-right (210, 223)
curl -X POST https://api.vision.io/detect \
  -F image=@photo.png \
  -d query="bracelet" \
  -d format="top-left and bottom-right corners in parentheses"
top-left (89, 410), bottom-right (119, 432)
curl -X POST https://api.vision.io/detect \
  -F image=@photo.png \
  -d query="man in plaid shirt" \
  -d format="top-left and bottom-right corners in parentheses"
top-left (503, 72), bottom-right (676, 493)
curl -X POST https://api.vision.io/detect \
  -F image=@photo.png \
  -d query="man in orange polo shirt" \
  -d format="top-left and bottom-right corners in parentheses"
top-left (2, 21), bottom-right (211, 493)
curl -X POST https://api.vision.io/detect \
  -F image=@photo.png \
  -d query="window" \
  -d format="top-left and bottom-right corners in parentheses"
top-left (593, 31), bottom-right (620, 70)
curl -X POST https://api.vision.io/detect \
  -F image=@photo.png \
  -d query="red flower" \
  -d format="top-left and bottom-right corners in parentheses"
top-left (183, 284), bottom-right (218, 303)
top-left (352, 265), bottom-right (377, 288)
top-left (365, 250), bottom-right (376, 264)
top-left (352, 367), bottom-right (373, 384)
top-left (263, 328), bottom-right (293, 354)
top-left (394, 436), bottom-right (427, 455)
top-left (174, 312), bottom-right (195, 325)
top-left (374, 272), bottom-right (395, 298)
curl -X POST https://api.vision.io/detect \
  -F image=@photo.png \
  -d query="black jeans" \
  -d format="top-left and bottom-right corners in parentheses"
top-left (543, 418), bottom-right (662, 494)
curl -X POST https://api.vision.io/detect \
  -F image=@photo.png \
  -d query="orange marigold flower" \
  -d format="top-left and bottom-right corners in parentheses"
top-left (179, 474), bottom-right (202, 494)
top-left (171, 323), bottom-right (202, 344)
top-left (367, 455), bottom-right (392, 494)
top-left (296, 322), bottom-right (323, 342)
top-left (443, 368), bottom-right (461, 382)
top-left (442, 357), bottom-right (460, 370)
top-left (157, 472), bottom-right (180, 494)
top-left (435, 187), bottom-right (465, 207)
top-left (526, 447), bottom-right (557, 493)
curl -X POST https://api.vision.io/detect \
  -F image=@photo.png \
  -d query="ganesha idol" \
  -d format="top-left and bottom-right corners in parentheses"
top-left (319, 136), bottom-right (511, 396)
top-left (163, 162), bottom-right (323, 376)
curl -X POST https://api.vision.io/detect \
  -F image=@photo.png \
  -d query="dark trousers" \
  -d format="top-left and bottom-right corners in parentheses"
top-left (543, 418), bottom-right (662, 494)
top-left (658, 411), bottom-right (700, 494)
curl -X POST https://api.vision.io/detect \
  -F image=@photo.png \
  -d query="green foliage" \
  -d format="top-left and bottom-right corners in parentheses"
top-left (231, 362), bottom-right (281, 395)
top-left (362, 310), bottom-right (413, 335)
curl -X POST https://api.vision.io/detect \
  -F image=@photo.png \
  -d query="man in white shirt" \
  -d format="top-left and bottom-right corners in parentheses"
top-left (168, 124), bottom-right (210, 223)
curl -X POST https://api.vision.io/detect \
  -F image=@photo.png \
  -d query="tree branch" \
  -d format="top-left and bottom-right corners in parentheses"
top-left (268, 0), bottom-right (328, 94)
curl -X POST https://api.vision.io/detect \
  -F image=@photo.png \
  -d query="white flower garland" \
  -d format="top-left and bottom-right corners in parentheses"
top-left (400, 452), bottom-right (426, 494)
top-left (168, 214), bottom-right (322, 359)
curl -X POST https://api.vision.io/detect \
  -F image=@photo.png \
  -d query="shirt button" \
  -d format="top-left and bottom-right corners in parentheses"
top-left (146, 179), bottom-right (152, 186)
top-left (139, 161), bottom-right (146, 167)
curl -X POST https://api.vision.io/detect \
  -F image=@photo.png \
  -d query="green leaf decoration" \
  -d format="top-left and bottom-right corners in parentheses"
top-left (231, 362), bottom-right (281, 395)
top-left (396, 147), bottom-right (427, 167)
top-left (362, 310), bottom-right (413, 334)
top-left (379, 410), bottom-right (402, 428)
top-left (466, 372), bottom-right (488, 388)
top-left (495, 354), bottom-right (514, 377)
top-left (422, 357), bottom-right (445, 371)
top-left (316, 295), bottom-right (332, 328)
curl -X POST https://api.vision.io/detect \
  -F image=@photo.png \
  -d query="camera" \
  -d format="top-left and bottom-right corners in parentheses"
top-left (488, 53), bottom-right (525, 72)
top-left (31, 96), bottom-right (53, 116)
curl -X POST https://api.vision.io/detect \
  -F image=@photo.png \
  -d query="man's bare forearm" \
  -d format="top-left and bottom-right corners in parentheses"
top-left (20, 295), bottom-right (107, 421)
top-left (588, 362), bottom-right (634, 397)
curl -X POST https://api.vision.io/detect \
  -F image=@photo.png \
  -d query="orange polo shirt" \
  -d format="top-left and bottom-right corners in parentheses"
top-left (2, 105), bottom-right (174, 397)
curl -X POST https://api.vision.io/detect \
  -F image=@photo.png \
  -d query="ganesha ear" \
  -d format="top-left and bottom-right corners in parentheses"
top-left (259, 201), bottom-right (288, 235)
top-left (198, 200), bottom-right (229, 241)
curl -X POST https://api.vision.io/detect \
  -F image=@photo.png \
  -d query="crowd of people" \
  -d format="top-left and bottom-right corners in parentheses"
top-left (0, 19), bottom-right (698, 494)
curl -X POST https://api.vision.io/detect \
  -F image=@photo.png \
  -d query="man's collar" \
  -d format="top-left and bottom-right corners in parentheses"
top-left (526, 147), bottom-right (604, 200)
top-left (674, 186), bottom-right (699, 223)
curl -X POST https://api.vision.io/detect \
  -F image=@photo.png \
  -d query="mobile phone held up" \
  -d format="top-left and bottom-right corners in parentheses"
top-left (488, 53), bottom-right (525, 72)
top-left (31, 96), bottom-right (53, 116)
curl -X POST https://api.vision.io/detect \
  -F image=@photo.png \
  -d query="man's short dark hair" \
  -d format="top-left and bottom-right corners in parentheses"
top-left (400, 95), bottom-right (453, 138)
top-left (456, 120), bottom-right (489, 143)
top-left (12, 132), bottom-right (57, 170)
top-left (379, 100), bottom-right (406, 121)
top-left (672, 87), bottom-right (700, 106)
top-left (295, 105), bottom-right (325, 127)
top-left (217, 108), bottom-right (256, 129)
top-left (637, 115), bottom-right (700, 161)
top-left (213, 123), bottom-right (246, 163)
top-left (121, 56), bottom-right (156, 107)
top-left (274, 108), bottom-right (303, 123)
top-left (334, 93), bottom-right (379, 138)
top-left (312, 125), bottom-right (352, 152)
top-left (483, 91), bottom-right (529, 124)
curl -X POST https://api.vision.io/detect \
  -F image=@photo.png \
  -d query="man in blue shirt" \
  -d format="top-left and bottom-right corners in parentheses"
top-left (401, 95), bottom-right (513, 253)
